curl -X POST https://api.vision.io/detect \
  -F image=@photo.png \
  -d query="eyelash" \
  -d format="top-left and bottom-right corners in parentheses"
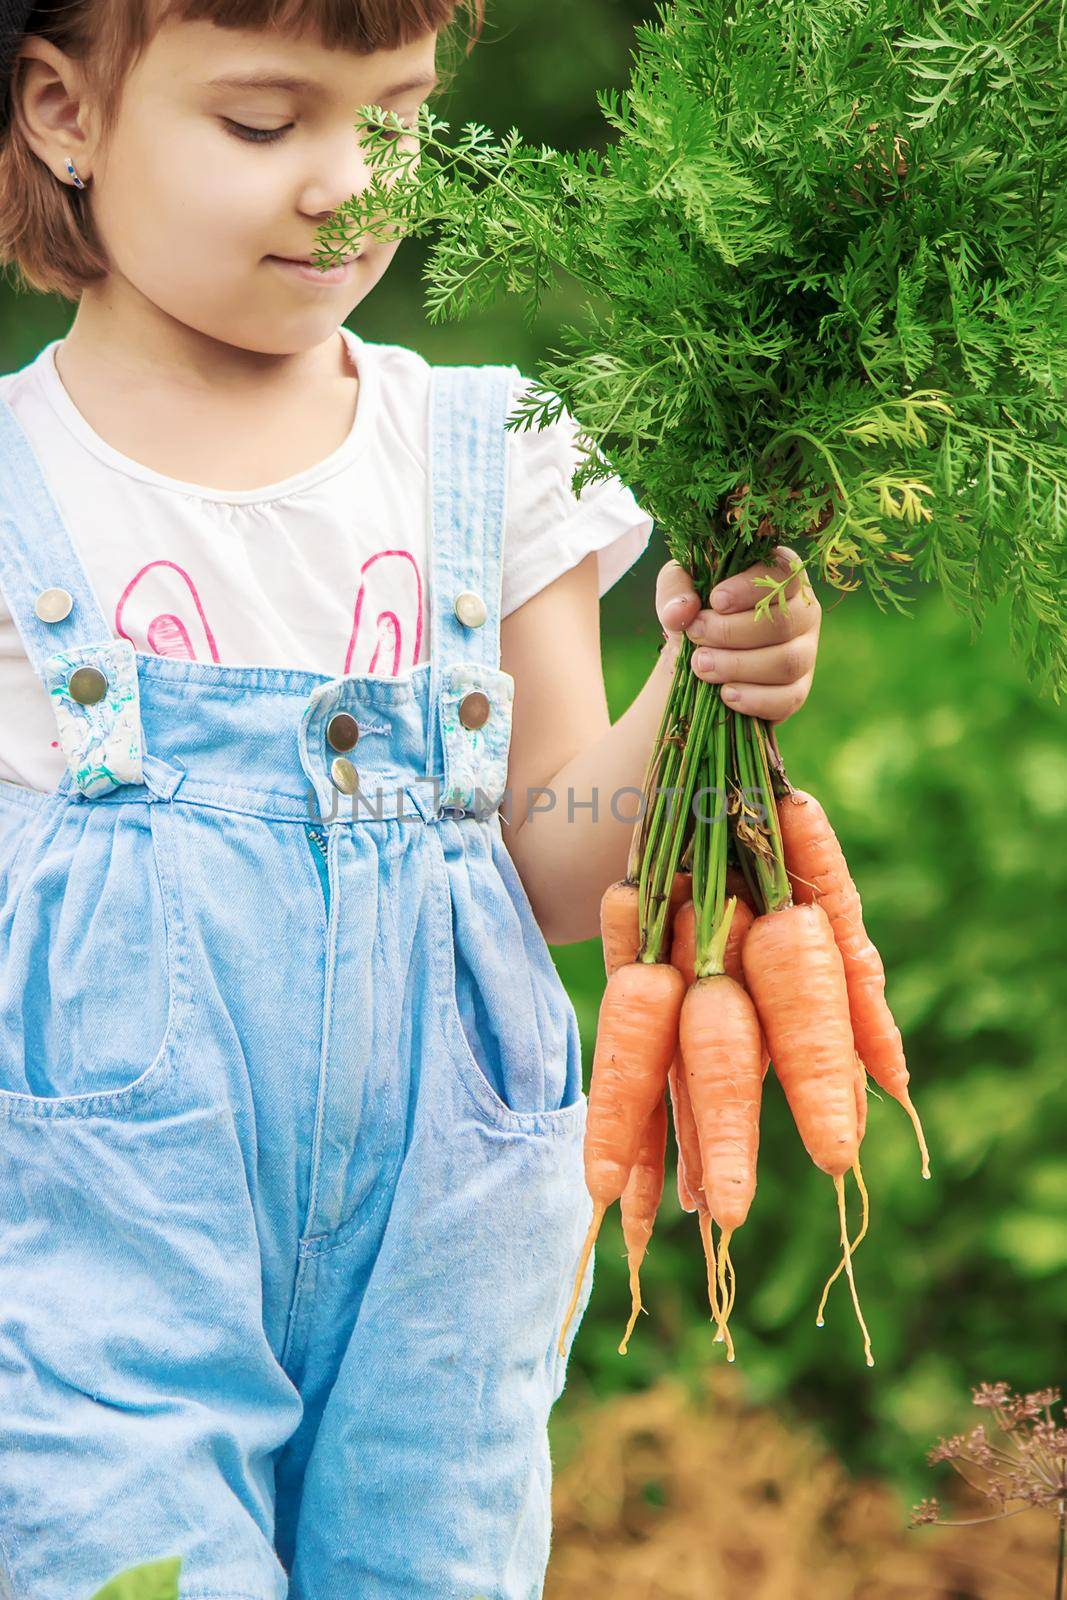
top-left (223, 118), bottom-right (414, 146)
top-left (224, 119), bottom-right (292, 144)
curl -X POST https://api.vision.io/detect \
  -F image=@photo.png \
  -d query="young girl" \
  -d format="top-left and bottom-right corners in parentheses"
top-left (0, 2), bottom-right (823, 1596)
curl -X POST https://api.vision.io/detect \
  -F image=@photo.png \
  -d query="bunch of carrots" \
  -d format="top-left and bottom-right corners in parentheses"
top-left (559, 524), bottom-right (930, 1368)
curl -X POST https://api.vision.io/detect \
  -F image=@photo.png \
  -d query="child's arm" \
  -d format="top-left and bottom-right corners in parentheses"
top-left (499, 545), bottom-right (822, 945)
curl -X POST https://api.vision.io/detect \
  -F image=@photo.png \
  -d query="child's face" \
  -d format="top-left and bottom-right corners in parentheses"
top-left (86, 15), bottom-right (438, 354)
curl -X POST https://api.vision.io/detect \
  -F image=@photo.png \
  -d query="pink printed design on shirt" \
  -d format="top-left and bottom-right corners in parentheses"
top-left (114, 561), bottom-right (222, 663)
top-left (344, 550), bottom-right (423, 677)
top-left (368, 612), bottom-right (401, 675)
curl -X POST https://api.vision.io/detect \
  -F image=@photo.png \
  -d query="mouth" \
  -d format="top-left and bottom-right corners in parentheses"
top-left (268, 251), bottom-right (362, 285)
top-left (272, 251), bottom-right (360, 266)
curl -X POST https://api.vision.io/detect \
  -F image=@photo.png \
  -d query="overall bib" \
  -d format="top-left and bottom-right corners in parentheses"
top-left (0, 357), bottom-right (596, 1600)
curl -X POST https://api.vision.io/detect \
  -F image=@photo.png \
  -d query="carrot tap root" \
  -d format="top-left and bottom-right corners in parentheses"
top-left (722, 1232), bottom-right (737, 1323)
top-left (716, 1225), bottom-right (737, 1363)
top-left (816, 1153), bottom-right (871, 1326)
top-left (834, 1173), bottom-right (874, 1367)
top-left (618, 1258), bottom-right (647, 1356)
top-left (618, 1096), bottom-right (668, 1354)
top-left (698, 1209), bottom-right (724, 1343)
top-left (558, 1197), bottom-right (606, 1358)
top-left (901, 1088), bottom-right (932, 1179)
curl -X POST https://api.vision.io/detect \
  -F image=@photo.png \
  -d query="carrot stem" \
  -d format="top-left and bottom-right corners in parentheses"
top-left (743, 713), bottom-right (792, 911)
top-left (637, 655), bottom-right (701, 962)
top-left (700, 896), bottom-right (737, 983)
top-left (637, 541), bottom-right (741, 964)
top-left (731, 712), bottom-right (781, 913)
top-left (626, 655), bottom-right (685, 886)
top-left (693, 699), bottom-right (731, 978)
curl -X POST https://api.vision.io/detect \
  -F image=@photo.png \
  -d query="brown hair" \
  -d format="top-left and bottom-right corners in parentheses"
top-left (0, 0), bottom-right (483, 301)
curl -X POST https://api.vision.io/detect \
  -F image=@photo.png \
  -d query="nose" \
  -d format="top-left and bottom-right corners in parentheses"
top-left (300, 134), bottom-right (379, 233)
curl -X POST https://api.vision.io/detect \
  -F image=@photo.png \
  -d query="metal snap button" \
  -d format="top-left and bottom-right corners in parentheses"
top-left (326, 712), bottom-right (360, 753)
top-left (458, 690), bottom-right (491, 731)
top-left (330, 757), bottom-right (359, 795)
top-left (34, 587), bottom-right (74, 624)
top-left (453, 590), bottom-right (487, 629)
top-left (67, 666), bottom-right (108, 705)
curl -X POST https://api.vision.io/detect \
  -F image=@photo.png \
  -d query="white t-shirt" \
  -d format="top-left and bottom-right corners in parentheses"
top-left (0, 326), bottom-right (654, 793)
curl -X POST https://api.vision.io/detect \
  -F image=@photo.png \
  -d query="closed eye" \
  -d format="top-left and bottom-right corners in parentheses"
top-left (222, 117), bottom-right (416, 146)
top-left (223, 119), bottom-right (292, 144)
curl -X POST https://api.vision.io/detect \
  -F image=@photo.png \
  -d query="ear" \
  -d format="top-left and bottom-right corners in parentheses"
top-left (115, 561), bottom-right (220, 663)
top-left (343, 549), bottom-right (424, 676)
top-left (11, 35), bottom-right (99, 183)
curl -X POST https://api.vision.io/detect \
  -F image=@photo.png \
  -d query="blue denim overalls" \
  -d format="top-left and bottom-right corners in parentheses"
top-left (0, 353), bottom-right (595, 1600)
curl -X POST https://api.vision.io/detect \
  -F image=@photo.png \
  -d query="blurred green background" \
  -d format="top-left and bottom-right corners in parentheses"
top-left (3, 0), bottom-right (1064, 1524)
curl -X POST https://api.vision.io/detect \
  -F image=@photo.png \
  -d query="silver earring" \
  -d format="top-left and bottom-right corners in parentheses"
top-left (65, 156), bottom-right (86, 189)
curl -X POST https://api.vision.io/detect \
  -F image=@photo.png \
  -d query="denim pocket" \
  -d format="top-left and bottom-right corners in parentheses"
top-left (0, 800), bottom-right (188, 1119)
top-left (430, 818), bottom-right (586, 1136)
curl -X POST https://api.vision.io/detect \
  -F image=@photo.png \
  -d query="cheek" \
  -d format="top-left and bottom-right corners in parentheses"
top-left (95, 127), bottom-right (269, 277)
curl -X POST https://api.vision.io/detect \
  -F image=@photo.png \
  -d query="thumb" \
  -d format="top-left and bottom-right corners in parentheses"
top-left (656, 559), bottom-right (701, 639)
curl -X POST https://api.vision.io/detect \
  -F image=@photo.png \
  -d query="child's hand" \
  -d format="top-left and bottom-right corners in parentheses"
top-left (655, 546), bottom-right (822, 724)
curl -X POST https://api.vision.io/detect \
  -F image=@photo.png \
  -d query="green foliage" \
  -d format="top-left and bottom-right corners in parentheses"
top-left (318, 0), bottom-right (1067, 696)
top-left (551, 572), bottom-right (1067, 1495)
top-left (88, 1558), bottom-right (181, 1600)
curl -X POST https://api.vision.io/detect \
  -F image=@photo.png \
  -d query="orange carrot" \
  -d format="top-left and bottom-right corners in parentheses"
top-left (679, 966), bottom-right (765, 1360)
top-left (668, 869), bottom-right (693, 923)
top-left (600, 879), bottom-right (641, 977)
top-left (671, 900), bottom-right (695, 986)
top-left (558, 958), bottom-right (686, 1355)
top-left (673, 897), bottom-right (769, 1082)
top-left (618, 1094), bottom-right (668, 1353)
top-left (672, 895), bottom-right (753, 986)
top-left (603, 877), bottom-right (677, 1338)
top-left (777, 789), bottom-right (930, 1179)
top-left (854, 1053), bottom-right (869, 1145)
top-left (600, 871), bottom-right (690, 976)
top-left (667, 1058), bottom-right (703, 1212)
top-left (668, 902), bottom-right (701, 1210)
top-left (726, 864), bottom-right (758, 915)
top-left (666, 1057), bottom-right (723, 1341)
top-left (741, 903), bottom-right (859, 1177)
top-left (741, 901), bottom-right (873, 1365)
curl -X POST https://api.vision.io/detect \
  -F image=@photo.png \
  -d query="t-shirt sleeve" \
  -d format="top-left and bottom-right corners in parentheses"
top-left (501, 375), bottom-right (654, 617)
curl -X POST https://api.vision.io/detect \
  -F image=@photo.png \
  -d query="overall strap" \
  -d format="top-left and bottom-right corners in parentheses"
top-left (0, 391), bottom-right (182, 801)
top-left (0, 392), bottom-right (114, 685)
top-left (425, 362), bottom-right (519, 814)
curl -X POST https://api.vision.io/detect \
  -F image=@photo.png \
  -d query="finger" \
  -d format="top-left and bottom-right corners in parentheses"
top-left (690, 634), bottom-right (818, 689)
top-left (686, 583), bottom-right (822, 651)
top-left (708, 546), bottom-right (811, 617)
top-left (712, 674), bottom-right (814, 725)
top-left (655, 559), bottom-right (701, 635)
